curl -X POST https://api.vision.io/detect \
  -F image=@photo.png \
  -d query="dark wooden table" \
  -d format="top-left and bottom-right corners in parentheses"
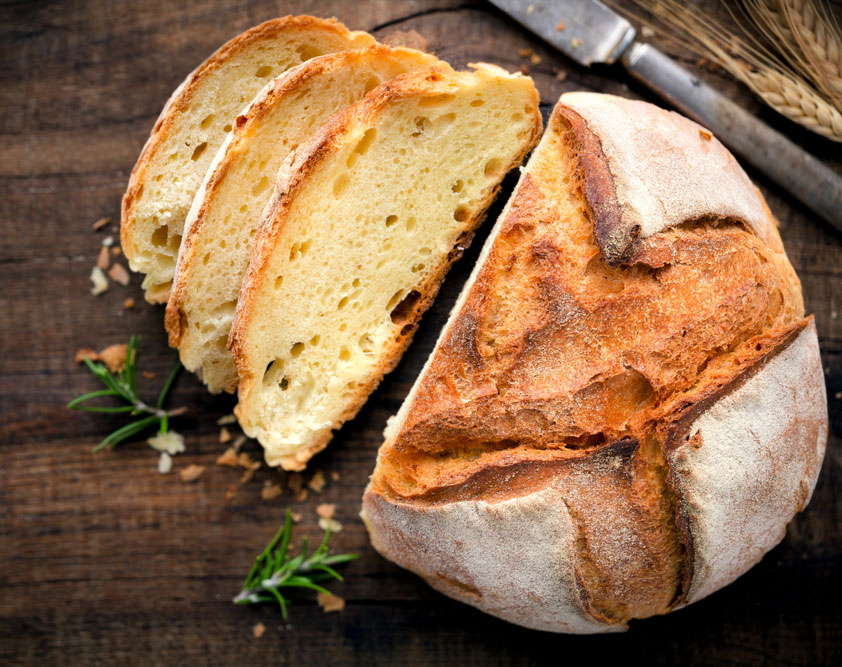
top-left (2, 1), bottom-right (840, 664)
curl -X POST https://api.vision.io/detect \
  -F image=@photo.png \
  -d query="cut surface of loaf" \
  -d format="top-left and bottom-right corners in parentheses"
top-left (229, 63), bottom-right (542, 470)
top-left (120, 16), bottom-right (374, 303)
top-left (165, 46), bottom-right (439, 393)
top-left (362, 93), bottom-right (827, 633)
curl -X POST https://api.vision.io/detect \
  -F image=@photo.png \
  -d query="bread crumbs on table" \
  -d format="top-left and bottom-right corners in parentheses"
top-left (216, 413), bottom-right (237, 426)
top-left (289, 510), bottom-right (302, 523)
top-left (317, 592), bottom-right (345, 613)
top-left (330, 471), bottom-right (340, 481)
top-left (232, 435), bottom-right (247, 452)
top-left (225, 484), bottom-right (238, 503)
top-left (261, 482), bottom-right (282, 500)
top-left (142, 370), bottom-right (156, 380)
top-left (555, 70), bottom-right (568, 82)
top-left (308, 470), bottom-right (326, 493)
top-left (296, 488), bottom-right (308, 502)
top-left (252, 622), bottom-right (266, 639)
top-left (98, 344), bottom-right (128, 372)
top-left (316, 503), bottom-right (336, 519)
top-left (216, 447), bottom-right (239, 468)
top-left (123, 298), bottom-right (135, 309)
top-left (92, 217), bottom-right (111, 231)
top-left (519, 48), bottom-right (533, 57)
top-left (90, 266), bottom-right (109, 295)
top-left (111, 247), bottom-right (121, 256)
top-left (319, 517), bottom-right (342, 533)
top-left (180, 464), bottom-right (205, 483)
top-left (556, 20), bottom-right (566, 31)
top-left (240, 468), bottom-right (255, 484)
top-left (238, 451), bottom-right (260, 472)
top-left (530, 53), bottom-right (541, 65)
top-left (96, 245), bottom-right (111, 270)
top-left (108, 262), bottom-right (130, 286)
top-left (520, 64), bottom-right (530, 75)
top-left (219, 426), bottom-right (232, 444)
top-left (571, 38), bottom-right (583, 48)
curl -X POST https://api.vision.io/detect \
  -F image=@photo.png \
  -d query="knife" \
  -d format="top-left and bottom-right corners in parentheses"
top-left (488, 0), bottom-right (842, 233)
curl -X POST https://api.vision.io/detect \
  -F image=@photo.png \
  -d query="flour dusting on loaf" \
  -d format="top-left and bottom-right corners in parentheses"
top-left (363, 93), bottom-right (827, 633)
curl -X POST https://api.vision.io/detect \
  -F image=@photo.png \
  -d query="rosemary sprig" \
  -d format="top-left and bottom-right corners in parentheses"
top-left (68, 335), bottom-right (185, 452)
top-left (234, 509), bottom-right (358, 618)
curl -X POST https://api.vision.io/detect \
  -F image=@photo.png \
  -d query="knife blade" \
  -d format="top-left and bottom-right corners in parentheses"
top-left (488, 0), bottom-right (842, 232)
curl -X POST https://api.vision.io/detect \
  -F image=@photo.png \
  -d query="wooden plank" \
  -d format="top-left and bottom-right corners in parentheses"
top-left (1, 0), bottom-right (840, 664)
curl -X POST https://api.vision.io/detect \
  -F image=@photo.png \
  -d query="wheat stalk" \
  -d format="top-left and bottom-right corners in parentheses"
top-left (627, 0), bottom-right (842, 142)
top-left (743, 66), bottom-right (842, 139)
top-left (780, 0), bottom-right (842, 107)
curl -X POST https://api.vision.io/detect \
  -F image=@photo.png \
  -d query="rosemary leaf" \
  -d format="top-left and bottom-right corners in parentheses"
top-left (234, 509), bottom-right (357, 618)
top-left (69, 336), bottom-right (185, 452)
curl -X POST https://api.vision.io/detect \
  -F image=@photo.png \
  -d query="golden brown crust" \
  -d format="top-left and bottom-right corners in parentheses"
top-left (121, 16), bottom-right (374, 302)
top-left (363, 94), bottom-right (826, 632)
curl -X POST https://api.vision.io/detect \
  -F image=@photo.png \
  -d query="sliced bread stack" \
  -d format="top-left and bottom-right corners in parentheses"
top-left (165, 45), bottom-right (440, 394)
top-left (121, 17), bottom-right (375, 303)
top-left (121, 15), bottom-right (542, 469)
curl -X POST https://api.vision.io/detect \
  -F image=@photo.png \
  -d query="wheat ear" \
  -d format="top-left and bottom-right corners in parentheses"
top-left (628, 0), bottom-right (842, 142)
top-left (780, 0), bottom-right (842, 108)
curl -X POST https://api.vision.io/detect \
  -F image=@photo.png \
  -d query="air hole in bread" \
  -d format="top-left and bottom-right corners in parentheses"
top-left (352, 278), bottom-right (361, 288)
top-left (385, 215), bottom-right (398, 227)
top-left (223, 123), bottom-right (233, 133)
top-left (390, 290), bottom-right (421, 324)
top-left (310, 335), bottom-right (320, 346)
top-left (290, 342), bottom-right (305, 357)
top-left (452, 180), bottom-right (464, 193)
top-left (484, 158), bottom-right (503, 177)
top-left (151, 225), bottom-right (168, 248)
top-left (412, 116), bottom-right (432, 137)
top-left (418, 93), bottom-right (455, 108)
top-left (511, 112), bottom-right (523, 122)
top-left (202, 253), bottom-right (210, 266)
top-left (470, 98), bottom-right (485, 107)
top-left (191, 142), bottom-right (208, 162)
top-left (279, 376), bottom-right (289, 390)
top-left (411, 262), bottom-right (425, 273)
top-left (359, 333), bottom-right (374, 355)
top-left (262, 359), bottom-right (282, 386)
top-left (438, 112), bottom-right (456, 125)
top-left (255, 65), bottom-right (273, 78)
top-left (364, 75), bottom-right (381, 94)
top-left (354, 128), bottom-right (377, 156)
top-left (454, 206), bottom-right (469, 222)
top-left (297, 45), bottom-right (323, 61)
top-left (405, 217), bottom-right (417, 232)
top-left (273, 275), bottom-right (284, 290)
top-left (339, 346), bottom-right (351, 361)
top-left (333, 173), bottom-right (351, 197)
top-left (199, 114), bottom-right (215, 130)
top-left (239, 204), bottom-right (248, 213)
top-left (338, 296), bottom-right (349, 310)
top-left (252, 176), bottom-right (270, 196)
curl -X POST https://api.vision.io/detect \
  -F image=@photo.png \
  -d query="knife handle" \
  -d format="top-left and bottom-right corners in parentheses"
top-left (621, 42), bottom-right (842, 233)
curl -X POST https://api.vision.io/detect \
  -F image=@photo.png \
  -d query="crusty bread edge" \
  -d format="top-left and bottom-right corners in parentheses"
top-left (229, 64), bottom-right (543, 469)
top-left (120, 16), bottom-right (374, 303)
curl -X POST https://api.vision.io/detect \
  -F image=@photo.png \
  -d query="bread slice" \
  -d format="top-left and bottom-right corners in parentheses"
top-left (164, 46), bottom-right (439, 394)
top-left (120, 16), bottom-right (374, 303)
top-left (362, 93), bottom-right (826, 633)
top-left (229, 63), bottom-right (542, 470)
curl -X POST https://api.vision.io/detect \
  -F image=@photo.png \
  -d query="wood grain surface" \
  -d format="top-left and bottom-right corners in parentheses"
top-left (1, 1), bottom-right (840, 664)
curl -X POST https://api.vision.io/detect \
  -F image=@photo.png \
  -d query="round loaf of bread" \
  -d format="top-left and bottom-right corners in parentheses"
top-left (362, 92), bottom-right (828, 633)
